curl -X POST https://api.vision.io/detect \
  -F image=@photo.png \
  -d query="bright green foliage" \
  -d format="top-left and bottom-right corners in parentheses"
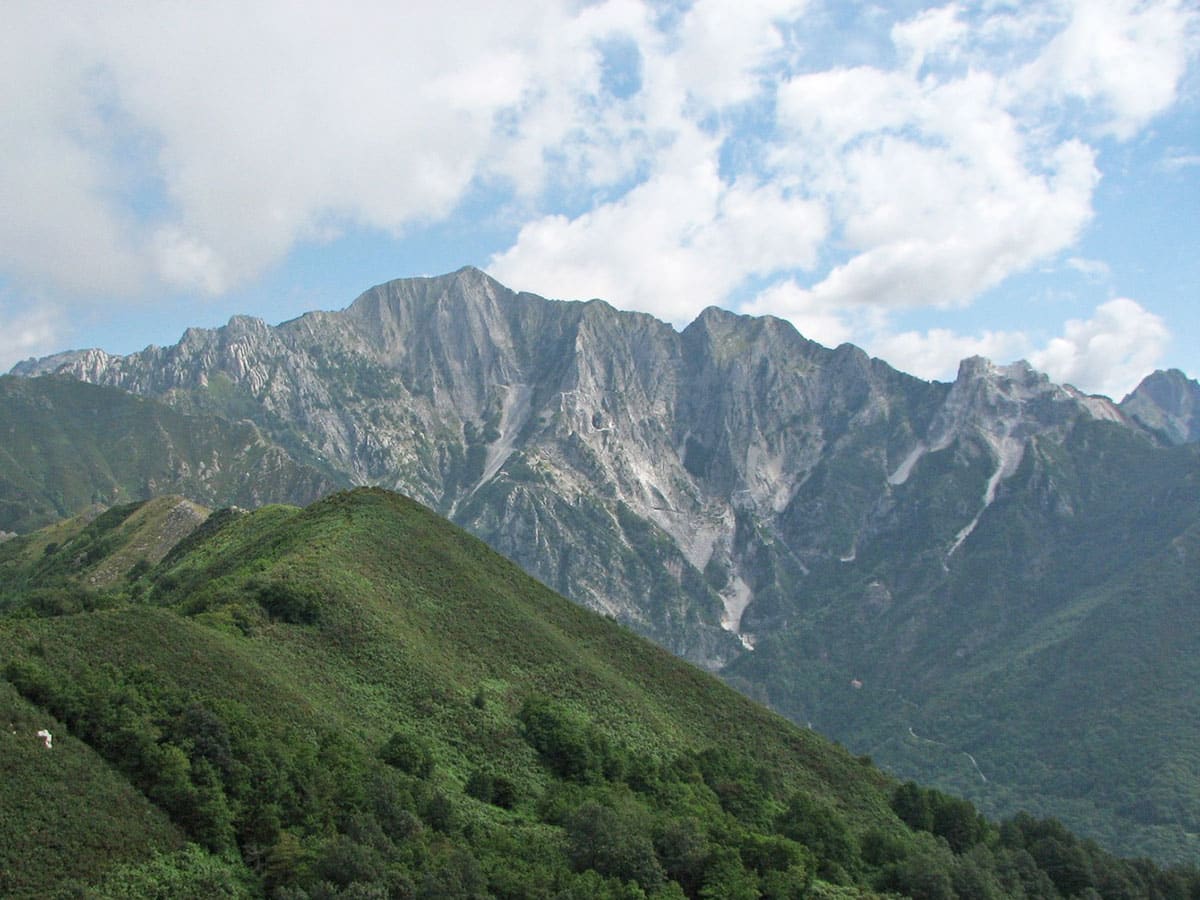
top-left (464, 769), bottom-right (518, 809)
top-left (519, 695), bottom-right (626, 782)
top-left (565, 801), bottom-right (665, 891)
top-left (776, 792), bottom-right (860, 882)
top-left (892, 782), bottom-right (990, 854)
top-left (379, 731), bottom-right (435, 778)
top-left (1, 487), bottom-right (1197, 897)
top-left (65, 844), bottom-right (256, 898)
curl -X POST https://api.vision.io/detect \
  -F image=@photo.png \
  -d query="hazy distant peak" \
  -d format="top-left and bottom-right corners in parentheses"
top-left (10, 347), bottom-right (116, 379)
top-left (1120, 368), bottom-right (1200, 445)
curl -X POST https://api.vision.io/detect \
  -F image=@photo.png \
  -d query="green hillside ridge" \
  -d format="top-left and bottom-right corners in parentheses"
top-left (0, 374), bottom-right (343, 533)
top-left (12, 271), bottom-right (1200, 865)
top-left (2, 489), bottom-right (1197, 898)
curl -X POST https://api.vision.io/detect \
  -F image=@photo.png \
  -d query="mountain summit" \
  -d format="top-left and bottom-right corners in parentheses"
top-left (11, 269), bottom-right (1139, 658)
top-left (12, 269), bottom-right (1200, 861)
top-left (1120, 368), bottom-right (1200, 445)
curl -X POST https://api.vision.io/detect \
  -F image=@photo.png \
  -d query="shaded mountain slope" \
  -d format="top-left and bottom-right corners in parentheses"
top-left (727, 417), bottom-right (1200, 862)
top-left (11, 269), bottom-right (1199, 862)
top-left (0, 374), bottom-right (343, 533)
top-left (1121, 369), bottom-right (1200, 446)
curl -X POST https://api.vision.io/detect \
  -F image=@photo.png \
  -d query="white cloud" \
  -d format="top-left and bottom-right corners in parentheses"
top-left (1015, 0), bottom-right (1197, 138)
top-left (153, 228), bottom-right (229, 295)
top-left (858, 298), bottom-right (1169, 398)
top-left (775, 64), bottom-right (1099, 311)
top-left (741, 280), bottom-right (855, 347)
top-left (0, 0), bottom-right (1194, 373)
top-left (1065, 256), bottom-right (1111, 282)
top-left (484, 0), bottom-right (663, 197)
top-left (0, 1), bottom-right (652, 302)
top-left (1160, 150), bottom-right (1200, 172)
top-left (90, 2), bottom-right (541, 286)
top-left (0, 301), bottom-right (63, 372)
top-left (1030, 297), bottom-right (1170, 398)
top-left (754, 0), bottom-right (1191, 332)
top-left (891, 3), bottom-right (967, 75)
top-left (0, 8), bottom-right (147, 296)
top-left (490, 130), bottom-right (828, 322)
top-left (869, 326), bottom-right (1030, 382)
top-left (0, 0), bottom-right (827, 318)
top-left (672, 0), bottom-right (808, 108)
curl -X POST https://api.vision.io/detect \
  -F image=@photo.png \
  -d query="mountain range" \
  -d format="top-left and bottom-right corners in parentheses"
top-left (10, 267), bottom-right (1200, 863)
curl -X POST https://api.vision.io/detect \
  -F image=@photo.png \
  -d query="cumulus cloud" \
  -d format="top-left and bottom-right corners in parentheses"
top-left (741, 280), bottom-right (855, 348)
top-left (1160, 150), bottom-right (1200, 172)
top-left (490, 130), bottom-right (827, 322)
top-left (1015, 0), bottom-right (1197, 139)
top-left (89, 2), bottom-right (542, 287)
top-left (857, 298), bottom-right (1169, 398)
top-left (1030, 298), bottom-right (1170, 398)
top-left (891, 3), bottom-right (968, 75)
top-left (672, 0), bottom-right (807, 108)
top-left (0, 0), bottom-right (1195, 377)
top-left (1, 1), bottom-right (648, 302)
top-left (153, 228), bottom-right (229, 295)
top-left (869, 327), bottom-right (1031, 382)
top-left (0, 8), bottom-right (147, 296)
top-left (0, 300), bottom-right (63, 372)
top-left (773, 59), bottom-right (1099, 312)
top-left (1066, 256), bottom-right (1112, 282)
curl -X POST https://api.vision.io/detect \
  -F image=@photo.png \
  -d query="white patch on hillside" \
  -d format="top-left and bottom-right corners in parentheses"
top-left (1066, 388), bottom-right (1124, 423)
top-left (658, 509), bottom-right (725, 573)
top-left (719, 575), bottom-right (754, 648)
top-left (930, 358), bottom-right (1122, 559)
top-left (476, 382), bottom-right (533, 490)
top-left (948, 431), bottom-right (1024, 556)
top-left (745, 444), bottom-right (792, 513)
top-left (888, 443), bottom-right (926, 485)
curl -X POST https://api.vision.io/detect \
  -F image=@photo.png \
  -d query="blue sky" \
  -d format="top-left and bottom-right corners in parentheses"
top-left (1, 0), bottom-right (1197, 399)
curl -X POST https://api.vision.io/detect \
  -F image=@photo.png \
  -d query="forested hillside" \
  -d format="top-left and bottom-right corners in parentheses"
top-left (3, 489), bottom-right (1196, 897)
top-left (12, 270), bottom-right (1200, 862)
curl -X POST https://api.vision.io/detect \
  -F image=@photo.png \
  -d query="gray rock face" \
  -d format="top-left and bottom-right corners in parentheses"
top-left (11, 267), bottom-right (1136, 664)
top-left (16, 267), bottom-right (1200, 859)
top-left (1121, 368), bottom-right (1200, 445)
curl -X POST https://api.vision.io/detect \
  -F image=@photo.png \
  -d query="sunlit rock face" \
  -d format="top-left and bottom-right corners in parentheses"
top-left (1121, 368), bottom-right (1200, 446)
top-left (17, 267), bottom-right (1200, 861)
top-left (12, 267), bottom-right (1154, 667)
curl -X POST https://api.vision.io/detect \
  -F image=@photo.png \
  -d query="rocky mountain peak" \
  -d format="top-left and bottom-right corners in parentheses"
top-left (5, 270), bottom-right (1183, 664)
top-left (11, 347), bottom-right (116, 379)
top-left (931, 356), bottom-right (1123, 446)
top-left (1120, 368), bottom-right (1200, 445)
top-left (7, 269), bottom-right (1200, 864)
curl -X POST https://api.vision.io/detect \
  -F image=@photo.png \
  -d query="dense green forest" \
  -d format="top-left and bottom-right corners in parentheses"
top-left (1, 489), bottom-right (1197, 897)
top-left (725, 420), bottom-right (1200, 862)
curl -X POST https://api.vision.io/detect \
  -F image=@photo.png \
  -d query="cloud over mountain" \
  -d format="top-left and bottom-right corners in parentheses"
top-left (1, 1), bottom-right (1195, 389)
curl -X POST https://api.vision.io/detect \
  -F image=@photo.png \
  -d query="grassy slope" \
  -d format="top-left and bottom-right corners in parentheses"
top-left (2, 488), bottom-right (1194, 898)
top-left (0, 489), bottom-right (890, 895)
top-left (0, 681), bottom-right (184, 894)
top-left (144, 487), bottom-right (891, 809)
